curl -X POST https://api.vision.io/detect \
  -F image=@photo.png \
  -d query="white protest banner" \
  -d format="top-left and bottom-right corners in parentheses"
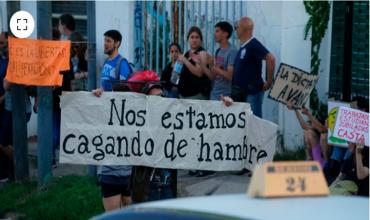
top-left (60, 92), bottom-right (278, 171)
top-left (333, 106), bottom-right (369, 146)
top-left (268, 63), bottom-right (319, 108)
top-left (246, 115), bottom-right (278, 166)
top-left (327, 101), bottom-right (350, 147)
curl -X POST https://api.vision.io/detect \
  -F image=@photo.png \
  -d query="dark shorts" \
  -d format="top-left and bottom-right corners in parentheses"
top-left (99, 175), bottom-right (131, 198)
top-left (100, 182), bottom-right (131, 198)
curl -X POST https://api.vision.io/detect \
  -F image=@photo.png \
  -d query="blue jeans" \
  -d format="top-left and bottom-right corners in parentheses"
top-left (330, 146), bottom-right (347, 162)
top-left (246, 91), bottom-right (264, 118)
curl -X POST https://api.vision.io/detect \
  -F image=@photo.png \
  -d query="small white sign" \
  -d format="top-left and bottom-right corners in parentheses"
top-left (333, 107), bottom-right (369, 146)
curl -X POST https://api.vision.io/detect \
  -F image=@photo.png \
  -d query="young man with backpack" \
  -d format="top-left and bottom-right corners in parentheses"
top-left (93, 30), bottom-right (133, 97)
top-left (92, 30), bottom-right (133, 212)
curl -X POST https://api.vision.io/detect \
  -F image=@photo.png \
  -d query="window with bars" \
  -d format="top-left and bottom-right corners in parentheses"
top-left (329, 1), bottom-right (369, 101)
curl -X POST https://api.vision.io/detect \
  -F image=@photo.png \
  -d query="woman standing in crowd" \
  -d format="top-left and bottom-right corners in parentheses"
top-left (160, 43), bottom-right (182, 98)
top-left (176, 26), bottom-right (211, 100)
top-left (175, 27), bottom-right (214, 177)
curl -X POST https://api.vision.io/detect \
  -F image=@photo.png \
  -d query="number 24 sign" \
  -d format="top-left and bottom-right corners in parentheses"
top-left (248, 161), bottom-right (329, 198)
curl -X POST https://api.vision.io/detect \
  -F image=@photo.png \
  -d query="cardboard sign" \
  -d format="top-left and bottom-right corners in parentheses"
top-left (268, 63), bottom-right (319, 108)
top-left (5, 37), bottom-right (71, 86)
top-left (333, 107), bottom-right (369, 146)
top-left (59, 92), bottom-right (278, 171)
top-left (248, 161), bottom-right (329, 198)
top-left (327, 101), bottom-right (351, 147)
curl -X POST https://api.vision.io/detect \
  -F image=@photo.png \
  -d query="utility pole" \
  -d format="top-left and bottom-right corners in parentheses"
top-left (37, 1), bottom-right (53, 185)
top-left (87, 1), bottom-right (97, 177)
top-left (11, 85), bottom-right (29, 181)
top-left (7, 0), bottom-right (30, 182)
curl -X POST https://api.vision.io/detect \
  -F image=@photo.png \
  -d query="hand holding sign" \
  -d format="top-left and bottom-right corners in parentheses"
top-left (356, 137), bottom-right (365, 154)
top-left (286, 100), bottom-right (294, 110)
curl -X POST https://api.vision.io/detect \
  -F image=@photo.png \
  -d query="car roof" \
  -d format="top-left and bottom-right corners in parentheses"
top-left (115, 194), bottom-right (369, 220)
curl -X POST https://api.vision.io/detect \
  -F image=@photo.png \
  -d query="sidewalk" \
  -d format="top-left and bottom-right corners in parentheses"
top-left (28, 139), bottom-right (251, 197)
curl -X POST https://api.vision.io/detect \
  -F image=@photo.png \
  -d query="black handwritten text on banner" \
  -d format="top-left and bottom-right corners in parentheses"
top-left (268, 63), bottom-right (319, 108)
top-left (60, 92), bottom-right (277, 171)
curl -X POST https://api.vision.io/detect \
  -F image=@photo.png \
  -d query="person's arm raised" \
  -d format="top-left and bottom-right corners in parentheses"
top-left (301, 107), bottom-right (326, 133)
top-left (287, 101), bottom-right (310, 130)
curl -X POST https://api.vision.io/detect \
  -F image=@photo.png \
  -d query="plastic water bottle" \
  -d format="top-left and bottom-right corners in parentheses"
top-left (170, 61), bottom-right (183, 85)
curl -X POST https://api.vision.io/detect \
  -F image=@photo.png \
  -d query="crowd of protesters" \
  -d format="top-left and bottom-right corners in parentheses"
top-left (0, 12), bottom-right (368, 214)
top-left (286, 97), bottom-right (369, 197)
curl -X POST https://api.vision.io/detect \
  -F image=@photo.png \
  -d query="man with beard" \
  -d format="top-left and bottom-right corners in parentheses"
top-left (92, 30), bottom-right (133, 212)
top-left (93, 30), bottom-right (132, 96)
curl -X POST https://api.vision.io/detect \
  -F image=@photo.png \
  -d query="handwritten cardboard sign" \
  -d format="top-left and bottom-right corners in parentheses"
top-left (268, 63), bottom-right (319, 108)
top-left (327, 101), bottom-right (351, 147)
top-left (59, 92), bottom-right (278, 171)
top-left (5, 37), bottom-right (70, 86)
top-left (333, 107), bottom-right (369, 146)
top-left (248, 161), bottom-right (329, 198)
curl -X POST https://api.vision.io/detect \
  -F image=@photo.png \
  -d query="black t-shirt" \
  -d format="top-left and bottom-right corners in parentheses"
top-left (357, 148), bottom-right (369, 196)
top-left (78, 57), bottom-right (88, 72)
top-left (53, 59), bottom-right (74, 111)
top-left (53, 34), bottom-right (80, 110)
top-left (161, 63), bottom-right (174, 91)
top-left (53, 62), bottom-right (74, 110)
top-left (341, 148), bottom-right (369, 196)
top-left (177, 47), bottom-right (211, 98)
top-left (232, 38), bottom-right (269, 95)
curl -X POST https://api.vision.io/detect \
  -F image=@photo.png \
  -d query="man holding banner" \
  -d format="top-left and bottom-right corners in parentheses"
top-left (92, 30), bottom-right (133, 212)
top-left (231, 17), bottom-right (275, 118)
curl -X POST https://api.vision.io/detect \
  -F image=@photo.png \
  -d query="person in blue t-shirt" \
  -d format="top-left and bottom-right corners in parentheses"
top-left (231, 17), bottom-right (275, 118)
top-left (93, 30), bottom-right (132, 97)
top-left (92, 30), bottom-right (133, 212)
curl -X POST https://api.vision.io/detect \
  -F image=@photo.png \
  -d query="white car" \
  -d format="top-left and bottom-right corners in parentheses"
top-left (92, 194), bottom-right (369, 220)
